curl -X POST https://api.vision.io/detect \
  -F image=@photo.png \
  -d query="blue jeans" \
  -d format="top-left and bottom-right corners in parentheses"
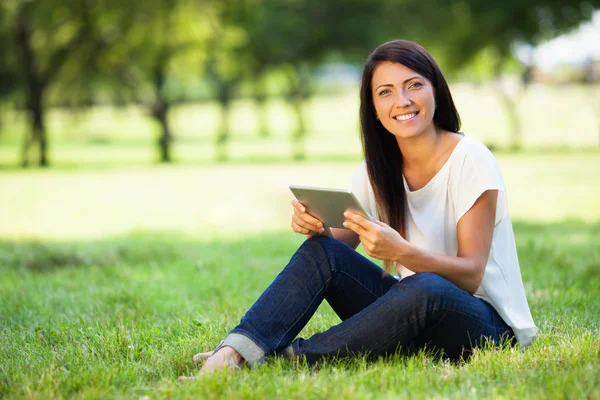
top-left (216, 235), bottom-right (515, 366)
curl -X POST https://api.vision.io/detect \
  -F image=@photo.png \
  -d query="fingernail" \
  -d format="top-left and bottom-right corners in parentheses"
top-left (320, 228), bottom-right (324, 233)
top-left (344, 212), bottom-right (348, 217)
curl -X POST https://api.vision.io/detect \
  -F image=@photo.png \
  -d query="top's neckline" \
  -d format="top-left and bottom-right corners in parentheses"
top-left (402, 134), bottom-right (468, 197)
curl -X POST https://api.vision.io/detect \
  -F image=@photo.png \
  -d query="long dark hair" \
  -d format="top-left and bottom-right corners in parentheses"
top-left (359, 40), bottom-right (461, 272)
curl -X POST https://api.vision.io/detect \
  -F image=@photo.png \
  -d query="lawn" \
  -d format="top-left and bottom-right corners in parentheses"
top-left (0, 154), bottom-right (599, 399)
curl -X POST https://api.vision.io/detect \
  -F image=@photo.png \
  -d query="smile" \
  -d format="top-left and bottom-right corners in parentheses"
top-left (393, 111), bottom-right (418, 122)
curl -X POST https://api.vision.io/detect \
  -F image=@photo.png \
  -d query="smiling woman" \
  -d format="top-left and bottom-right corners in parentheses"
top-left (184, 40), bottom-right (538, 378)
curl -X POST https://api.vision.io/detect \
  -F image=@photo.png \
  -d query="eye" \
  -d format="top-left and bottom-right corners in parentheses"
top-left (409, 81), bottom-right (423, 89)
top-left (378, 89), bottom-right (390, 96)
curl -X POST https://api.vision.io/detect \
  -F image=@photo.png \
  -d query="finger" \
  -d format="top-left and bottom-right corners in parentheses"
top-left (292, 199), bottom-right (306, 213)
top-left (344, 211), bottom-right (370, 227)
top-left (343, 219), bottom-right (368, 236)
top-left (292, 214), bottom-right (323, 233)
top-left (293, 207), bottom-right (324, 231)
top-left (292, 221), bottom-right (312, 235)
top-left (293, 204), bottom-right (321, 224)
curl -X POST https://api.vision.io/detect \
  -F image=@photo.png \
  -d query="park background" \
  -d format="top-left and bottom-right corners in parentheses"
top-left (0, 0), bottom-right (599, 399)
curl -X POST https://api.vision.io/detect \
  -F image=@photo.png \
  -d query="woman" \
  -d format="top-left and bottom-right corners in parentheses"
top-left (189, 40), bottom-right (538, 375)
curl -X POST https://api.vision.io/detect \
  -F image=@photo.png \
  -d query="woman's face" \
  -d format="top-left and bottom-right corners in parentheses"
top-left (371, 61), bottom-right (436, 139)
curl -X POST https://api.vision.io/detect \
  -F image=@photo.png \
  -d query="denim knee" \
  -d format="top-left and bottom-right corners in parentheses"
top-left (304, 234), bottom-right (339, 250)
top-left (296, 235), bottom-right (355, 275)
top-left (401, 272), bottom-right (456, 301)
top-left (301, 235), bottom-right (350, 259)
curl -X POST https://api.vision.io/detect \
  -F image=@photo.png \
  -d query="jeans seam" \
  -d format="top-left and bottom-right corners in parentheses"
top-left (368, 314), bottom-right (427, 354)
top-left (273, 277), bottom-right (331, 350)
top-left (368, 306), bottom-right (509, 355)
top-left (271, 239), bottom-right (331, 351)
top-left (332, 269), bottom-right (383, 300)
top-left (435, 306), bottom-right (506, 332)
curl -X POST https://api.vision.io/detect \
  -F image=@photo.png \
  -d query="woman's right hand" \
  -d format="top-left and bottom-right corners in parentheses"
top-left (291, 199), bottom-right (326, 237)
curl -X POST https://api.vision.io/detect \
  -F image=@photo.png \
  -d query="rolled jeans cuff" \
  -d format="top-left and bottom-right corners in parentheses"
top-left (213, 333), bottom-right (266, 367)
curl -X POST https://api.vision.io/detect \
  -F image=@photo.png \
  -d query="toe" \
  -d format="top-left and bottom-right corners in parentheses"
top-left (193, 351), bottom-right (214, 363)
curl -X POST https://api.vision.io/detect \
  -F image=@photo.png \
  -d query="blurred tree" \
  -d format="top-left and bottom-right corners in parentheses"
top-left (1, 0), bottom-right (95, 167)
top-left (230, 0), bottom-right (385, 159)
top-left (381, 0), bottom-right (600, 149)
top-left (202, 0), bottom-right (246, 162)
top-left (87, 0), bottom-right (206, 163)
top-left (0, 6), bottom-right (21, 138)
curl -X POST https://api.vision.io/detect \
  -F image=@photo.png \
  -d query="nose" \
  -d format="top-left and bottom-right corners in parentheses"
top-left (394, 90), bottom-right (411, 109)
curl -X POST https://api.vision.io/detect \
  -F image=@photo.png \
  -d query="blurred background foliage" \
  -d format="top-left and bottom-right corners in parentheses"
top-left (0, 0), bottom-right (599, 167)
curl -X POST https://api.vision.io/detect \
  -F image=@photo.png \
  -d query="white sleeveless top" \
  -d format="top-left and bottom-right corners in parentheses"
top-left (349, 135), bottom-right (538, 346)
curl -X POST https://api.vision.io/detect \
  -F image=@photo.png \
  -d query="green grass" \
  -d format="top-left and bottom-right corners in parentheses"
top-left (0, 223), bottom-right (599, 399)
top-left (0, 155), bottom-right (599, 399)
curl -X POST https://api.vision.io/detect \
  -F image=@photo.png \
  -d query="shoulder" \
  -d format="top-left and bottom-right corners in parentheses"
top-left (449, 135), bottom-right (507, 222)
top-left (448, 134), bottom-right (506, 192)
top-left (456, 135), bottom-right (498, 165)
top-left (447, 134), bottom-right (502, 177)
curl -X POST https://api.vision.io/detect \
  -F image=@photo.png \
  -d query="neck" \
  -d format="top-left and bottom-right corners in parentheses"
top-left (396, 125), bottom-right (441, 170)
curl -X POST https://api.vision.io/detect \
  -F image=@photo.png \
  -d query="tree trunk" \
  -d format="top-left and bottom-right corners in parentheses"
top-left (495, 86), bottom-right (521, 151)
top-left (159, 116), bottom-right (172, 163)
top-left (150, 52), bottom-right (174, 163)
top-left (34, 96), bottom-right (48, 167)
top-left (16, 4), bottom-right (49, 167)
top-left (151, 100), bottom-right (172, 163)
top-left (286, 65), bottom-right (310, 161)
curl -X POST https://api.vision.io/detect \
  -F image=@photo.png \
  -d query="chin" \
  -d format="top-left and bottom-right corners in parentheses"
top-left (384, 119), bottom-right (434, 140)
top-left (388, 127), bottom-right (424, 139)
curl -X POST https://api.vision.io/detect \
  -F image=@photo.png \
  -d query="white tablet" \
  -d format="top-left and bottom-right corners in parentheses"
top-left (289, 185), bottom-right (370, 229)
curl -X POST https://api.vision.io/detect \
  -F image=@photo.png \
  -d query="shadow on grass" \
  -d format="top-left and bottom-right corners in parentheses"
top-left (0, 219), bottom-right (598, 287)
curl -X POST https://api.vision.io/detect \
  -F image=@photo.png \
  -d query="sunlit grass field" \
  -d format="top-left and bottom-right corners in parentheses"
top-left (1, 150), bottom-right (599, 398)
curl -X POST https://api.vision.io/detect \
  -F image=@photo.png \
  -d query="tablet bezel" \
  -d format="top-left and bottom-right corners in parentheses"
top-left (289, 185), bottom-right (370, 229)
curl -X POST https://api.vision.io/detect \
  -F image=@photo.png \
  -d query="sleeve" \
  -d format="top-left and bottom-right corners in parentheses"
top-left (454, 149), bottom-right (508, 226)
top-left (348, 160), bottom-right (377, 218)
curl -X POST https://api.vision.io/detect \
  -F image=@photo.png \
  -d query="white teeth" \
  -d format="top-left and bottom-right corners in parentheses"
top-left (394, 113), bottom-right (416, 121)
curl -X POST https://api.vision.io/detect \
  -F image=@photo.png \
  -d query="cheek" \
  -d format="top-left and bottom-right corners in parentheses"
top-left (373, 98), bottom-right (385, 114)
top-left (373, 97), bottom-right (396, 120)
top-left (417, 90), bottom-right (436, 117)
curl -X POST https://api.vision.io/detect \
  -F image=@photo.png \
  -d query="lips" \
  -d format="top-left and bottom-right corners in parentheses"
top-left (393, 111), bottom-right (419, 121)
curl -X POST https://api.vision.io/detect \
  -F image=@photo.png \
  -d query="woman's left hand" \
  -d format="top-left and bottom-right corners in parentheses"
top-left (343, 211), bottom-right (412, 262)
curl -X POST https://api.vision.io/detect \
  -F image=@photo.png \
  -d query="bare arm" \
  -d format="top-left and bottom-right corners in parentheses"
top-left (397, 190), bottom-right (497, 293)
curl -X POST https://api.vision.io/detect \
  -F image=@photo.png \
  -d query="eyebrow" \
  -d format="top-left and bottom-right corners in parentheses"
top-left (375, 76), bottom-right (422, 91)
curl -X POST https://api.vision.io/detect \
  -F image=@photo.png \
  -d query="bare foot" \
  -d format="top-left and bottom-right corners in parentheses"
top-left (199, 346), bottom-right (244, 374)
top-left (178, 346), bottom-right (244, 381)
